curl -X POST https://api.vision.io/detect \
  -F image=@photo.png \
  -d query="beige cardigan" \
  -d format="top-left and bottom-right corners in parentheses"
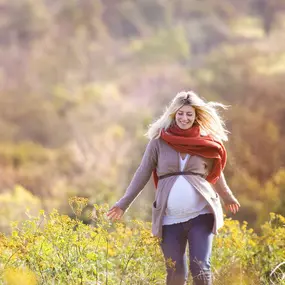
top-left (115, 138), bottom-right (238, 238)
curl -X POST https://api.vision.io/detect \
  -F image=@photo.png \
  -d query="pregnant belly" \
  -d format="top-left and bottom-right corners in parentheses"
top-left (166, 176), bottom-right (208, 215)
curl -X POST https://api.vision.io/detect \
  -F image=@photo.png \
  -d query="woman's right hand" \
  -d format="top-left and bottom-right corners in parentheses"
top-left (107, 206), bottom-right (124, 221)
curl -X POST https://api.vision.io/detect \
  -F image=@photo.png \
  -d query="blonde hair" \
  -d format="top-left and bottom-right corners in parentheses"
top-left (146, 91), bottom-right (230, 141)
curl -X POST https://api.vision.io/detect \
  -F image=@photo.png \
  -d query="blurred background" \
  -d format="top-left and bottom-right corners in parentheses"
top-left (0, 0), bottom-right (284, 233)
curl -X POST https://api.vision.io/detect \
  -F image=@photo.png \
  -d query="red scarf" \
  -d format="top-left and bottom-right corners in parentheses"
top-left (153, 124), bottom-right (227, 188)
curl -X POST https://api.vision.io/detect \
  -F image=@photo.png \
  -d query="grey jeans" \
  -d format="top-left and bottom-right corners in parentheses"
top-left (160, 213), bottom-right (214, 285)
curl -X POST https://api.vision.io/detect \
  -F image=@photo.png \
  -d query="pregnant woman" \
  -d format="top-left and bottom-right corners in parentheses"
top-left (107, 91), bottom-right (240, 285)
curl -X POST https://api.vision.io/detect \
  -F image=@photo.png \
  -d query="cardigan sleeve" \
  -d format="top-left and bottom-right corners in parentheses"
top-left (115, 139), bottom-right (158, 211)
top-left (211, 172), bottom-right (240, 205)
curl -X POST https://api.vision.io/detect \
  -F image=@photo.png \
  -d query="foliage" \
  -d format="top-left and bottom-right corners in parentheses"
top-left (0, 198), bottom-right (284, 284)
top-left (130, 25), bottom-right (190, 64)
top-left (0, 186), bottom-right (42, 233)
top-left (0, 198), bottom-right (164, 285)
top-left (3, 267), bottom-right (37, 285)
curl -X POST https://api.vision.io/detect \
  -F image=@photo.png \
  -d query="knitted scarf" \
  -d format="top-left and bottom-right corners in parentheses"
top-left (153, 124), bottom-right (227, 188)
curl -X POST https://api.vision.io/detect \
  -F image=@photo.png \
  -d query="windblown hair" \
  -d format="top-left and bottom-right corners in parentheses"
top-left (146, 91), bottom-right (230, 141)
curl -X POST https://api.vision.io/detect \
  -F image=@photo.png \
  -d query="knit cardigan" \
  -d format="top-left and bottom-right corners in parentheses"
top-left (115, 138), bottom-right (238, 238)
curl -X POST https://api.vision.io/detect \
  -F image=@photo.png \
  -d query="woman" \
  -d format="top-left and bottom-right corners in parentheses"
top-left (107, 91), bottom-right (240, 285)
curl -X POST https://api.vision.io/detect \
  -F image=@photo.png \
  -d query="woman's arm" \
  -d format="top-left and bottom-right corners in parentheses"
top-left (114, 139), bottom-right (158, 212)
top-left (212, 172), bottom-right (240, 212)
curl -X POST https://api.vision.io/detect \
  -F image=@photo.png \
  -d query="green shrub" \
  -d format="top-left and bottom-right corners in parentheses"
top-left (0, 197), bottom-right (284, 284)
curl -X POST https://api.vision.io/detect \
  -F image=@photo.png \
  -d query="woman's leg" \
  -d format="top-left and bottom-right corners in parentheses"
top-left (187, 213), bottom-right (214, 285)
top-left (160, 222), bottom-right (188, 285)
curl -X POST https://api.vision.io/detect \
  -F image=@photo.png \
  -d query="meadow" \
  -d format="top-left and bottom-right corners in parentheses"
top-left (0, 197), bottom-right (284, 285)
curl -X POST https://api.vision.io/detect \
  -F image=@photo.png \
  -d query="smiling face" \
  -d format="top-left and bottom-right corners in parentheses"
top-left (175, 105), bottom-right (196, 130)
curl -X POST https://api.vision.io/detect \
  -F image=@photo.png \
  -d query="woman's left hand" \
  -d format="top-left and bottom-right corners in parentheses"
top-left (225, 202), bottom-right (240, 214)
